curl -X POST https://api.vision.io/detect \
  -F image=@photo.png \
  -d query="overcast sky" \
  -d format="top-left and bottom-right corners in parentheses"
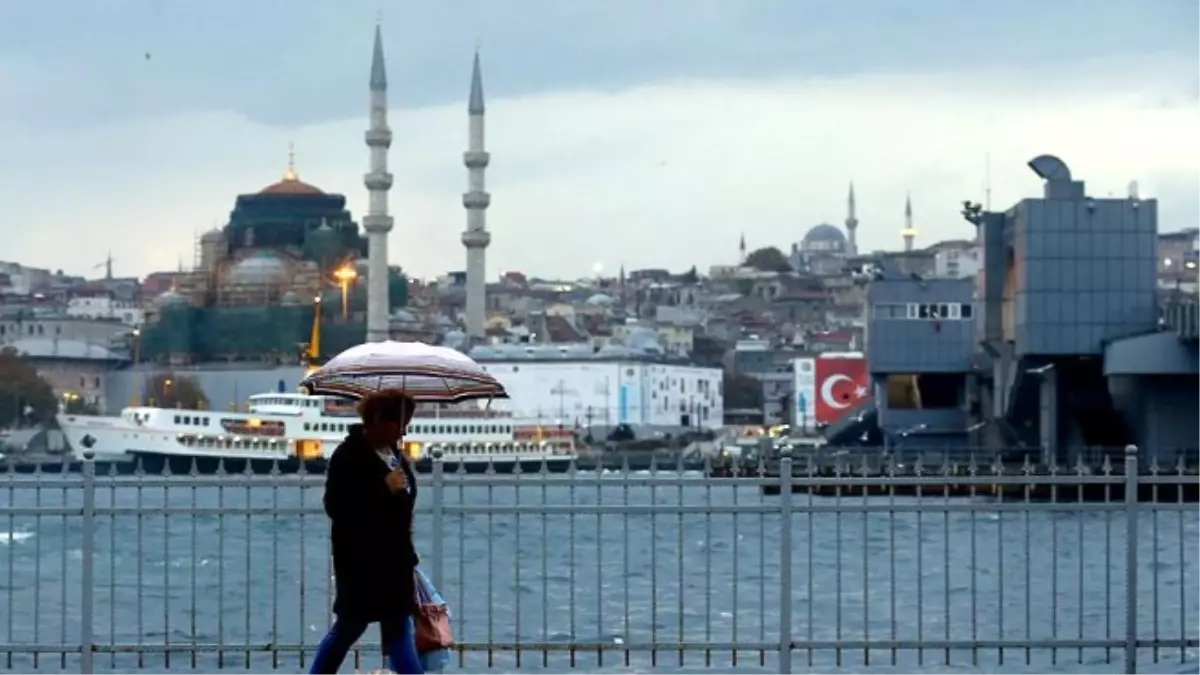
top-left (1, 0), bottom-right (1197, 280)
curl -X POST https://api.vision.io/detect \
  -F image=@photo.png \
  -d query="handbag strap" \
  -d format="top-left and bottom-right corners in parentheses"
top-left (413, 571), bottom-right (432, 604)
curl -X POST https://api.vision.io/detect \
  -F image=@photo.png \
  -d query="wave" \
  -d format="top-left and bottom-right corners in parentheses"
top-left (0, 530), bottom-right (34, 545)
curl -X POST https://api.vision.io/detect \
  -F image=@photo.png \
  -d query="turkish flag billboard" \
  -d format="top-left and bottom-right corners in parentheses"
top-left (814, 354), bottom-right (869, 425)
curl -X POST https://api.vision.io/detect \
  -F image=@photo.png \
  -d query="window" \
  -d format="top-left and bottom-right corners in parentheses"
top-left (960, 303), bottom-right (974, 319)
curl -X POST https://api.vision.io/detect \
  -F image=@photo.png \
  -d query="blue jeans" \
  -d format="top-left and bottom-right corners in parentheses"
top-left (309, 616), bottom-right (424, 674)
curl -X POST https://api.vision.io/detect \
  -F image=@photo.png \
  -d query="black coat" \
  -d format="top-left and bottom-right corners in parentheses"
top-left (323, 424), bottom-right (419, 622)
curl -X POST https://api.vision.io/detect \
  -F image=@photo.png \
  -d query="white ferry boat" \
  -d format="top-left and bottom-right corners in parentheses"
top-left (55, 392), bottom-right (577, 475)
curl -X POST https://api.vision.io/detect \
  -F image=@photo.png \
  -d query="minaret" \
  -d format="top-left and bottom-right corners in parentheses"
top-left (902, 192), bottom-right (917, 252)
top-left (738, 233), bottom-right (747, 264)
top-left (461, 48), bottom-right (491, 342)
top-left (845, 183), bottom-right (859, 256)
top-left (363, 24), bottom-right (394, 343)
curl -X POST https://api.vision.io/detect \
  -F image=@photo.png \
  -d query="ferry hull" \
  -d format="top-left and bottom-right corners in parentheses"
top-left (126, 451), bottom-right (328, 476)
top-left (2, 452), bottom-right (577, 477)
top-left (411, 456), bottom-right (576, 475)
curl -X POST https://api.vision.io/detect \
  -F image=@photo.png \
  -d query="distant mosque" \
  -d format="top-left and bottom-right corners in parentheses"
top-left (788, 183), bottom-right (920, 274)
top-left (141, 24), bottom-right (491, 364)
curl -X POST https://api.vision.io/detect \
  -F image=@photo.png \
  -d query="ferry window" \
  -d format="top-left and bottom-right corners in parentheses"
top-left (960, 303), bottom-right (974, 319)
top-left (303, 422), bottom-right (310, 431)
top-left (174, 415), bottom-right (181, 424)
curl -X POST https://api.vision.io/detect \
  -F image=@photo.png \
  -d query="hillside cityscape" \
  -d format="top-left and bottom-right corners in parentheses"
top-left (1, 22), bottom-right (1196, 468)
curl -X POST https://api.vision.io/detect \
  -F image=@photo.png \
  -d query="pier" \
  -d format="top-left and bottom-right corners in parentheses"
top-left (1, 447), bottom-right (1196, 674)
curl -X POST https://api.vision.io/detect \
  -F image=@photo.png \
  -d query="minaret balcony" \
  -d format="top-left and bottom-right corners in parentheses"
top-left (462, 229), bottom-right (492, 248)
top-left (362, 215), bottom-right (394, 234)
top-left (364, 172), bottom-right (394, 191)
top-left (462, 191), bottom-right (491, 210)
top-left (463, 150), bottom-right (490, 169)
top-left (365, 128), bottom-right (393, 147)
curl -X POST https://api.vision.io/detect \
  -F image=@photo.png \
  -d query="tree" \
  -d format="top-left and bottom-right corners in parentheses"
top-left (0, 347), bottom-right (58, 428)
top-left (62, 396), bottom-right (101, 416)
top-left (143, 372), bottom-right (209, 409)
top-left (745, 246), bottom-right (792, 273)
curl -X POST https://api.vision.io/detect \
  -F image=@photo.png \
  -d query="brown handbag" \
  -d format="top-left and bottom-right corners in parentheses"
top-left (412, 571), bottom-right (454, 652)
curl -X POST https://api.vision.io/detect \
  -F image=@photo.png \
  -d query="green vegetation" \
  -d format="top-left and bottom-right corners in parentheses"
top-left (0, 346), bottom-right (58, 427)
top-left (142, 373), bottom-right (209, 409)
top-left (745, 246), bottom-right (792, 273)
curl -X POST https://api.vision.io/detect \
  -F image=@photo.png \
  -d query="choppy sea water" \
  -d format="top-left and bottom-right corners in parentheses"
top-left (1, 470), bottom-right (1197, 674)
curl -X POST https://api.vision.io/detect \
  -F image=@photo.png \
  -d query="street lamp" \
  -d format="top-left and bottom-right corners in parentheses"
top-left (130, 327), bottom-right (142, 406)
top-left (332, 265), bottom-right (358, 321)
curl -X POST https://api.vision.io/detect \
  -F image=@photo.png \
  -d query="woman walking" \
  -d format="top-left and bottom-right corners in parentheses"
top-left (310, 390), bottom-right (424, 674)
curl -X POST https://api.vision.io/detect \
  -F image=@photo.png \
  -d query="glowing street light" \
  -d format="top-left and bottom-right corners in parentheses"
top-left (332, 265), bottom-right (358, 321)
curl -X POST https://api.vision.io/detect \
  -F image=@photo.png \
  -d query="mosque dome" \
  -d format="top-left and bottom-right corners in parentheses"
top-left (229, 251), bottom-right (289, 285)
top-left (200, 228), bottom-right (225, 243)
top-left (280, 291), bottom-right (301, 306)
top-left (801, 223), bottom-right (847, 253)
top-left (586, 293), bottom-right (612, 306)
top-left (259, 148), bottom-right (324, 196)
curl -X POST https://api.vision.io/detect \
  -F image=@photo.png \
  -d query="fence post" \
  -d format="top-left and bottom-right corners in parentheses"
top-left (80, 451), bottom-right (96, 675)
top-left (1123, 444), bottom-right (1139, 675)
top-left (430, 449), bottom-right (445, 590)
top-left (778, 448), bottom-right (794, 675)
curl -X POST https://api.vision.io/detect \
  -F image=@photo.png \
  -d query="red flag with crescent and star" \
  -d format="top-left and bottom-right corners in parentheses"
top-left (814, 355), bottom-right (869, 425)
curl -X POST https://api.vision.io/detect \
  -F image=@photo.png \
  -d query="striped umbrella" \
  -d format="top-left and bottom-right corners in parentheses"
top-left (298, 340), bottom-right (508, 403)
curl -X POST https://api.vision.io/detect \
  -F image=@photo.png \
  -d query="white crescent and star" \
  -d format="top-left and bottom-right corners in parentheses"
top-left (819, 375), bottom-right (869, 410)
top-left (820, 374), bottom-right (853, 409)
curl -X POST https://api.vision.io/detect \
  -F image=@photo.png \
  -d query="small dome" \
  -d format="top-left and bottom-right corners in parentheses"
top-left (201, 228), bottom-right (225, 243)
top-left (281, 291), bottom-right (301, 306)
top-left (586, 293), bottom-right (612, 306)
top-left (392, 309), bottom-right (418, 323)
top-left (229, 251), bottom-right (288, 285)
top-left (155, 290), bottom-right (187, 308)
top-left (626, 327), bottom-right (664, 354)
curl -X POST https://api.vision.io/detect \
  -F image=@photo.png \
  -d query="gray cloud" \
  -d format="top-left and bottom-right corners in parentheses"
top-left (0, 0), bottom-right (1196, 129)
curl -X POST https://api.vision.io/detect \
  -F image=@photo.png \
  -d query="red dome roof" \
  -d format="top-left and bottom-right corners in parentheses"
top-left (260, 147), bottom-right (324, 195)
top-left (259, 176), bottom-right (325, 195)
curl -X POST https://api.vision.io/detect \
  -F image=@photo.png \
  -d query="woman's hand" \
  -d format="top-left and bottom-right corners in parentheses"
top-left (385, 469), bottom-right (408, 493)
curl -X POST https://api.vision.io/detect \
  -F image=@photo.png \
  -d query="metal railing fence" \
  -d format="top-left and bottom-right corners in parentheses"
top-left (0, 445), bottom-right (1196, 673)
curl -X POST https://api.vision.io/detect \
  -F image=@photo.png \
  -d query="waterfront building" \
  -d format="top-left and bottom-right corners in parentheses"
top-left (826, 154), bottom-right (1199, 465)
top-left (5, 337), bottom-right (128, 410)
top-left (473, 358), bottom-right (724, 434)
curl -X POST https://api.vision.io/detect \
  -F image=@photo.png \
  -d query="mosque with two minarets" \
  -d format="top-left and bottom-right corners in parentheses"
top-left (784, 183), bottom-right (922, 276)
